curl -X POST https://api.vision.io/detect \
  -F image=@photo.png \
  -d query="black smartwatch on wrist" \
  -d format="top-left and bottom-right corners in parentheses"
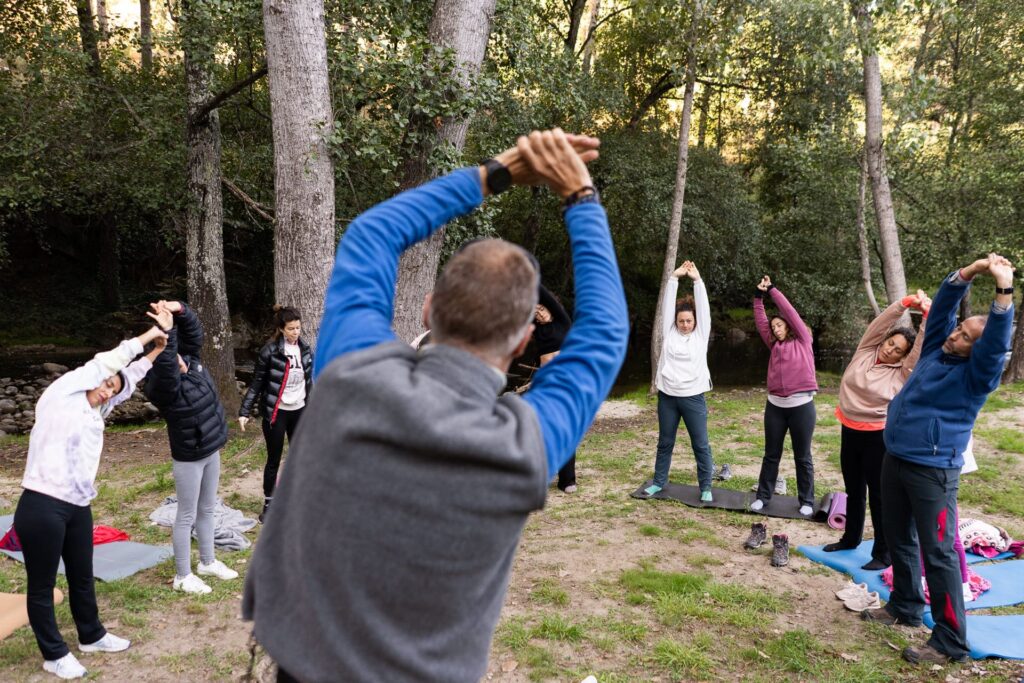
top-left (995, 286), bottom-right (1014, 295)
top-left (481, 158), bottom-right (512, 196)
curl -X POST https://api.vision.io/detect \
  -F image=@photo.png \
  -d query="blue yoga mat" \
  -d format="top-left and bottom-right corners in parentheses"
top-left (799, 540), bottom-right (1024, 660)
top-left (923, 614), bottom-right (1024, 660)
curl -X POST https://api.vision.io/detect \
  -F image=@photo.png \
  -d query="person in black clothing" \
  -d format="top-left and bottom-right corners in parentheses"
top-left (145, 301), bottom-right (237, 594)
top-left (534, 284), bottom-right (577, 492)
top-left (239, 306), bottom-right (314, 522)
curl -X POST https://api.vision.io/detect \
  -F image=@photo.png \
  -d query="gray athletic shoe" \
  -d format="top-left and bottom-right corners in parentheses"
top-left (775, 478), bottom-right (787, 495)
top-left (771, 534), bottom-right (790, 567)
top-left (714, 464), bottom-right (733, 481)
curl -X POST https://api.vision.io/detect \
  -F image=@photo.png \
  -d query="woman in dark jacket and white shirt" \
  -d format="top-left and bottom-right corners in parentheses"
top-left (145, 301), bottom-right (238, 595)
top-left (238, 306), bottom-right (314, 522)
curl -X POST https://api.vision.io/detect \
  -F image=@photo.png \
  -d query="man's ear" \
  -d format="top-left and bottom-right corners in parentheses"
top-left (422, 292), bottom-right (433, 330)
top-left (511, 324), bottom-right (534, 359)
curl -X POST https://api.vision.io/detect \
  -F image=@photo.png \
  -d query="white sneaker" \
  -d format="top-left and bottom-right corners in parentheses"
top-left (775, 478), bottom-right (787, 495)
top-left (197, 559), bottom-right (239, 580)
top-left (173, 573), bottom-right (212, 594)
top-left (43, 653), bottom-right (87, 679)
top-left (80, 632), bottom-right (130, 653)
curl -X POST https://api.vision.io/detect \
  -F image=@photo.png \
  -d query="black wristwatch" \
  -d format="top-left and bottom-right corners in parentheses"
top-left (995, 286), bottom-right (1014, 295)
top-left (481, 158), bottom-right (512, 195)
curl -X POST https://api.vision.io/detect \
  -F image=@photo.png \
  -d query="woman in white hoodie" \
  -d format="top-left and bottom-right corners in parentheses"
top-left (15, 324), bottom-right (166, 680)
top-left (638, 261), bottom-right (717, 502)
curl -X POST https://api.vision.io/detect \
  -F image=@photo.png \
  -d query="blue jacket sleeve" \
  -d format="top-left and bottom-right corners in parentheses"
top-left (966, 302), bottom-right (1014, 395)
top-left (314, 168), bottom-right (484, 378)
top-left (523, 203), bottom-right (629, 478)
top-left (921, 272), bottom-right (969, 359)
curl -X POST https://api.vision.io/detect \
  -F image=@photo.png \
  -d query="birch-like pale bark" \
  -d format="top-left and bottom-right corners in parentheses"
top-left (392, 0), bottom-right (498, 342)
top-left (856, 154), bottom-right (880, 316)
top-left (263, 0), bottom-right (335, 349)
top-left (853, 2), bottom-right (908, 304)
top-left (650, 42), bottom-right (698, 393)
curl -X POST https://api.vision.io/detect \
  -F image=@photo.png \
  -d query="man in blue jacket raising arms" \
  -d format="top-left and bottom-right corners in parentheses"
top-left (242, 129), bottom-right (629, 683)
top-left (863, 253), bottom-right (1015, 665)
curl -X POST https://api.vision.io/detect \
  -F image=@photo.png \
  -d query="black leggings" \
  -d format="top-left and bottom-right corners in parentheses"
top-left (14, 489), bottom-right (106, 660)
top-left (261, 407), bottom-right (304, 497)
top-left (756, 400), bottom-right (816, 506)
top-left (838, 426), bottom-right (889, 562)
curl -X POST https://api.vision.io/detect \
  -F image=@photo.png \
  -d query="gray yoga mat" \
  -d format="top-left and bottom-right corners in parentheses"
top-left (0, 514), bottom-right (173, 582)
top-left (629, 482), bottom-right (835, 522)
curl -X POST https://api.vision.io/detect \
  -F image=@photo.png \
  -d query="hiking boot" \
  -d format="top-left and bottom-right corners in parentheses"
top-left (775, 478), bottom-right (787, 495)
top-left (770, 534), bottom-right (789, 567)
top-left (714, 464), bottom-right (733, 481)
top-left (743, 522), bottom-right (768, 550)
top-left (902, 643), bottom-right (970, 665)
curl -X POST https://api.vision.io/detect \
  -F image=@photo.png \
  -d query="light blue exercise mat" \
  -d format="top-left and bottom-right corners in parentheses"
top-left (0, 514), bottom-right (173, 582)
top-left (799, 540), bottom-right (1024, 660)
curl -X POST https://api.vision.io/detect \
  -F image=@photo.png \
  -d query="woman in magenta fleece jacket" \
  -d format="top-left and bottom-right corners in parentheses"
top-left (751, 276), bottom-right (818, 515)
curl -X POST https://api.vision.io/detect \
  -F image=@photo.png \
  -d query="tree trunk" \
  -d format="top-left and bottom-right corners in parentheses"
top-left (581, 0), bottom-right (600, 74)
top-left (391, 0), bottom-right (498, 343)
top-left (856, 154), bottom-right (880, 316)
top-left (1003, 301), bottom-right (1024, 384)
top-left (182, 12), bottom-right (239, 418)
top-left (854, 2), bottom-right (908, 304)
top-left (95, 0), bottom-right (108, 39)
top-left (650, 50), bottom-right (697, 393)
top-left (696, 83), bottom-right (711, 148)
top-left (565, 0), bottom-right (588, 54)
top-left (140, 0), bottom-right (153, 73)
top-left (75, 0), bottom-right (102, 78)
top-left (263, 0), bottom-right (335, 349)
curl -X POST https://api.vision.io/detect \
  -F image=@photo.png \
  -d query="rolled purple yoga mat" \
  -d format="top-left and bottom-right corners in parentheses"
top-left (827, 492), bottom-right (847, 530)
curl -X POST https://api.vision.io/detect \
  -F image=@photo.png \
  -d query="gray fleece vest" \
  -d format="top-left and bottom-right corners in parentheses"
top-left (242, 341), bottom-right (548, 682)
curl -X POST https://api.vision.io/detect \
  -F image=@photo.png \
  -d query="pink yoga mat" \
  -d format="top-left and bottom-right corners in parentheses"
top-left (827, 492), bottom-right (847, 530)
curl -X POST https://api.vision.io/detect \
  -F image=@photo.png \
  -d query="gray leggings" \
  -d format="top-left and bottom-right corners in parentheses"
top-left (172, 451), bottom-right (220, 577)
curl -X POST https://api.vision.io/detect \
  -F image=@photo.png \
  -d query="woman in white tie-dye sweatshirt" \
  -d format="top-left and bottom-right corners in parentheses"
top-left (16, 324), bottom-right (165, 680)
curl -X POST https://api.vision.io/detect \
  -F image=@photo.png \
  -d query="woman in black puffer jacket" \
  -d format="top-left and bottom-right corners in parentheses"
top-left (239, 306), bottom-right (314, 522)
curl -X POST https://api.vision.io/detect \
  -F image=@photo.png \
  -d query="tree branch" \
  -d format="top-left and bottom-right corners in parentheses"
top-left (575, 4), bottom-right (635, 59)
top-left (222, 177), bottom-right (273, 222)
top-left (190, 64), bottom-right (268, 126)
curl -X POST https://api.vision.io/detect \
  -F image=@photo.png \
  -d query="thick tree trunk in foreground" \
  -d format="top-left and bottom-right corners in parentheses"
top-left (140, 0), bottom-right (153, 72)
top-left (856, 154), bottom-right (880, 316)
top-left (263, 0), bottom-right (335, 349)
top-left (854, 2), bottom-right (907, 304)
top-left (392, 0), bottom-right (497, 343)
top-left (1004, 302), bottom-right (1024, 384)
top-left (183, 49), bottom-right (238, 417)
top-left (650, 53), bottom-right (697, 393)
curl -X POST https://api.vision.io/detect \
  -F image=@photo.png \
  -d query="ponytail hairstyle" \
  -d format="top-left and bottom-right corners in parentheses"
top-left (270, 305), bottom-right (301, 341)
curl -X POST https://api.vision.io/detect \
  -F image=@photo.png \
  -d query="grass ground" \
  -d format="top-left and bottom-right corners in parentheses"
top-left (0, 380), bottom-right (1021, 681)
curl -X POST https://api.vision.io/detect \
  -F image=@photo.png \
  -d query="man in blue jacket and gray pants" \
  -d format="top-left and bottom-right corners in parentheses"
top-left (242, 130), bottom-right (628, 683)
top-left (863, 253), bottom-right (1015, 665)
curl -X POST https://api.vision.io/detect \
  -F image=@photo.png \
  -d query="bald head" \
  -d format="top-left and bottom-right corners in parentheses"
top-left (942, 315), bottom-right (988, 357)
top-left (429, 239), bottom-right (539, 358)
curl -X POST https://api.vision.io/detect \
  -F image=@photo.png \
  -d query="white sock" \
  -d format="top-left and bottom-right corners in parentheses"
top-left (750, 499), bottom-right (764, 511)
top-left (799, 505), bottom-right (813, 516)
